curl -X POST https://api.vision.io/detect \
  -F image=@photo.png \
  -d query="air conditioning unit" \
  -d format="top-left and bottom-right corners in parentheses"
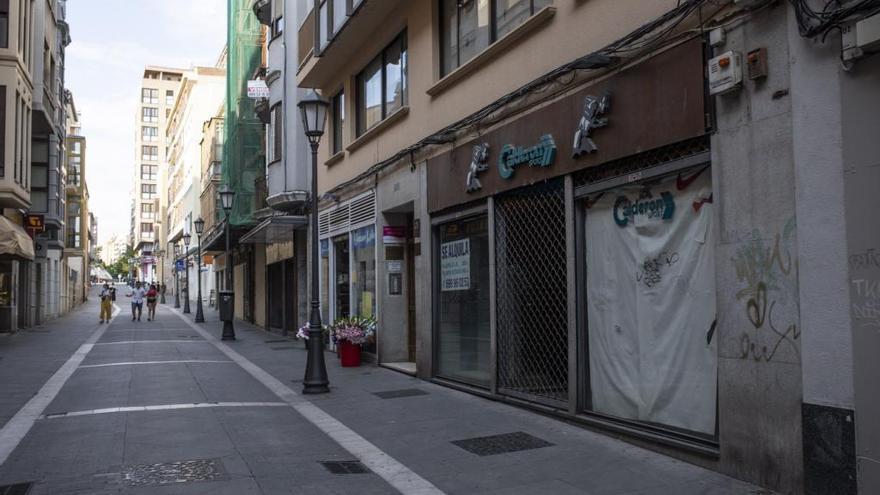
top-left (842, 12), bottom-right (880, 62)
top-left (708, 51), bottom-right (743, 96)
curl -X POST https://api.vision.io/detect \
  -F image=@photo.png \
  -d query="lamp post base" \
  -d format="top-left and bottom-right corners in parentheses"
top-left (302, 324), bottom-right (330, 395)
top-left (174, 294), bottom-right (180, 309)
top-left (195, 301), bottom-right (204, 323)
top-left (183, 299), bottom-right (191, 314)
top-left (221, 320), bottom-right (236, 341)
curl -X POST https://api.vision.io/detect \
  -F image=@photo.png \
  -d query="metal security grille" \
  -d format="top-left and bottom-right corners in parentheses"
top-left (573, 136), bottom-right (710, 189)
top-left (495, 179), bottom-right (568, 404)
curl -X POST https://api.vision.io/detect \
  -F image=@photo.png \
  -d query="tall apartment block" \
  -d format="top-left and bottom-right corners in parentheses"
top-left (0, 0), bottom-right (35, 332)
top-left (130, 66), bottom-right (185, 283)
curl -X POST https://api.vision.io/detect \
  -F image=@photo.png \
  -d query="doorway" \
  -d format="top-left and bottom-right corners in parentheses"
top-left (333, 236), bottom-right (350, 320)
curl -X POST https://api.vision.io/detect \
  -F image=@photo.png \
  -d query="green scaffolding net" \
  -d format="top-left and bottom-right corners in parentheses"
top-left (223, 0), bottom-right (265, 227)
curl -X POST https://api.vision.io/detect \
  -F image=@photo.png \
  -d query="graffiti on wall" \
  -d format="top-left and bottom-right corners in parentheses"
top-left (731, 218), bottom-right (800, 363)
top-left (851, 278), bottom-right (880, 329)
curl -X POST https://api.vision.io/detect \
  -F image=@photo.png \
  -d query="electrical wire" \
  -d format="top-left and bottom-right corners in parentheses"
top-left (789, 0), bottom-right (880, 40)
top-left (324, 0), bottom-right (717, 198)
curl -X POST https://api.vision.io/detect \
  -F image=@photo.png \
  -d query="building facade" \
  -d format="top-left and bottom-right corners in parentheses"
top-left (30, 0), bottom-right (71, 323)
top-left (62, 111), bottom-right (88, 310)
top-left (130, 66), bottom-right (186, 284)
top-left (290, 1), bottom-right (880, 494)
top-left (164, 66), bottom-right (225, 310)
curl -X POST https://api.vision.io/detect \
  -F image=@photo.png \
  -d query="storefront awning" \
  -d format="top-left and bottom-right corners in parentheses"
top-left (0, 216), bottom-right (35, 260)
top-left (239, 215), bottom-right (308, 244)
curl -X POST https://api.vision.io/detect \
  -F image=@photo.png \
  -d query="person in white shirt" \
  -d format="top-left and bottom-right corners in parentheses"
top-left (127, 281), bottom-right (147, 321)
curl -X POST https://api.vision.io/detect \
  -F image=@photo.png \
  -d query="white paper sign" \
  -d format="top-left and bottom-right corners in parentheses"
top-left (247, 80), bottom-right (269, 98)
top-left (440, 238), bottom-right (470, 291)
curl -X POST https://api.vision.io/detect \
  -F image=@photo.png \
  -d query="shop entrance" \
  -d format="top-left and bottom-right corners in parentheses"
top-left (267, 258), bottom-right (295, 333)
top-left (495, 179), bottom-right (569, 405)
top-left (333, 235), bottom-right (350, 320)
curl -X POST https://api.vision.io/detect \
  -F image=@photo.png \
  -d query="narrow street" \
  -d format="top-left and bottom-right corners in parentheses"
top-left (0, 287), bottom-right (769, 495)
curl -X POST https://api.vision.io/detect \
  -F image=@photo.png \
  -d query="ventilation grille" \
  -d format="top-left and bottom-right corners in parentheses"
top-left (318, 190), bottom-right (376, 238)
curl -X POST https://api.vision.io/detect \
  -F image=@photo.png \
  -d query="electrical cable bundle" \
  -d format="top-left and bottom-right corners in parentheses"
top-left (789, 0), bottom-right (880, 40)
top-left (325, 0), bottom-right (714, 198)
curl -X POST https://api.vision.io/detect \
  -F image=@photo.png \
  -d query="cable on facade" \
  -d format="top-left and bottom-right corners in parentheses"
top-left (789, 0), bottom-right (880, 40)
top-left (322, 0), bottom-right (720, 200)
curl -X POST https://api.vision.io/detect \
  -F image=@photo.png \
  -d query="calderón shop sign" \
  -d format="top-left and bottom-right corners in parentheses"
top-left (427, 38), bottom-right (707, 213)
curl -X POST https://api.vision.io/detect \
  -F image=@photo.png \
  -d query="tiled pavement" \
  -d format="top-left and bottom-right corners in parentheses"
top-left (0, 286), bottom-right (773, 494)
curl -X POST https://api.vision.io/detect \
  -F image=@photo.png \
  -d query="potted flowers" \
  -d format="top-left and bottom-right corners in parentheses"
top-left (330, 316), bottom-right (376, 367)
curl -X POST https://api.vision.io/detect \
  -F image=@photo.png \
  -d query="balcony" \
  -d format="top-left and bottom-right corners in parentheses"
top-left (297, 0), bottom-right (402, 88)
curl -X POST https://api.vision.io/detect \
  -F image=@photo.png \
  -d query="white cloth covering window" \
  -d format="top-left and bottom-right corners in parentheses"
top-left (585, 168), bottom-right (716, 435)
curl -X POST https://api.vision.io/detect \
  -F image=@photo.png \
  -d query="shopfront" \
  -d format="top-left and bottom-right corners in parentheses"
top-left (319, 191), bottom-right (378, 356)
top-left (427, 38), bottom-right (715, 445)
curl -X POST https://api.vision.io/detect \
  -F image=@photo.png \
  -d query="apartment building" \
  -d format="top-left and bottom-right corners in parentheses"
top-left (62, 105), bottom-right (87, 310)
top-left (30, 0), bottom-right (71, 322)
top-left (130, 66), bottom-right (186, 284)
top-left (292, 1), bottom-right (880, 494)
top-left (247, 0), bottom-right (310, 335)
top-left (0, 0), bottom-right (37, 332)
top-left (197, 106), bottom-right (224, 302)
top-left (164, 66), bottom-right (225, 310)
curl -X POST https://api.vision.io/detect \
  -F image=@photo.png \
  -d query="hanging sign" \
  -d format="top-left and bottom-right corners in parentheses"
top-left (247, 80), bottom-right (269, 98)
top-left (440, 238), bottom-right (470, 291)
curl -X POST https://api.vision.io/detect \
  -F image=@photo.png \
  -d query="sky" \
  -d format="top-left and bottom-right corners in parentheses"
top-left (66, 0), bottom-right (227, 242)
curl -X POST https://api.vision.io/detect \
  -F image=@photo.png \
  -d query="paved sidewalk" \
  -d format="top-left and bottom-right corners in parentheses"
top-left (0, 294), bottom-right (772, 494)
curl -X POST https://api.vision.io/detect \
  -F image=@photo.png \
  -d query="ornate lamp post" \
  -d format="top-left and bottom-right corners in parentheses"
top-left (182, 232), bottom-right (192, 314)
top-left (173, 244), bottom-right (181, 309)
top-left (298, 89), bottom-right (330, 394)
top-left (158, 249), bottom-right (166, 304)
top-left (219, 185), bottom-right (236, 340)
top-left (193, 217), bottom-right (205, 323)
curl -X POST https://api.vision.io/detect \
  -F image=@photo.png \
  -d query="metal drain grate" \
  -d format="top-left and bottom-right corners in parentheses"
top-left (452, 432), bottom-right (554, 456)
top-left (372, 389), bottom-right (428, 399)
top-left (0, 482), bottom-right (34, 495)
top-left (264, 339), bottom-right (287, 343)
top-left (122, 458), bottom-right (224, 487)
top-left (320, 461), bottom-right (371, 475)
top-left (270, 346), bottom-right (297, 350)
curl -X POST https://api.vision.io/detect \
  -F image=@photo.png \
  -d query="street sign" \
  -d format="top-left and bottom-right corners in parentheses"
top-left (175, 260), bottom-right (185, 271)
top-left (247, 80), bottom-right (269, 98)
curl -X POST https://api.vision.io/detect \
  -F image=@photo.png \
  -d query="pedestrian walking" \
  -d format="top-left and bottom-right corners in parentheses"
top-left (126, 281), bottom-right (146, 321)
top-left (146, 284), bottom-right (158, 321)
top-left (98, 283), bottom-right (113, 323)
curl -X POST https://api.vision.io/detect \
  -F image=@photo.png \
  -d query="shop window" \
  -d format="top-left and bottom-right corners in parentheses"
top-left (440, 0), bottom-right (551, 77)
top-left (582, 167), bottom-right (717, 436)
top-left (351, 225), bottom-right (376, 354)
top-left (320, 239), bottom-right (330, 328)
top-left (436, 215), bottom-right (491, 387)
top-left (0, 260), bottom-right (15, 307)
top-left (356, 32), bottom-right (407, 136)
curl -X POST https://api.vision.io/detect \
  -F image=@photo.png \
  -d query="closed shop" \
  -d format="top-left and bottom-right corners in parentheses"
top-left (426, 38), bottom-right (716, 447)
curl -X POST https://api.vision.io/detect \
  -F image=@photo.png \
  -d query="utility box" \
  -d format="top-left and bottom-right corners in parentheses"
top-left (708, 51), bottom-right (743, 96)
top-left (219, 290), bottom-right (235, 322)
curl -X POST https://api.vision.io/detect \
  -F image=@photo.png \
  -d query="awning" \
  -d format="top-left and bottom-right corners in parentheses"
top-left (0, 216), bottom-right (35, 260)
top-left (239, 215), bottom-right (308, 244)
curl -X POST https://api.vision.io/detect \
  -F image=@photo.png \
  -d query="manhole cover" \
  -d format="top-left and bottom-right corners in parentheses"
top-left (122, 458), bottom-right (224, 487)
top-left (320, 461), bottom-right (370, 475)
top-left (372, 389), bottom-right (428, 399)
top-left (452, 432), bottom-right (553, 456)
top-left (0, 482), bottom-right (34, 495)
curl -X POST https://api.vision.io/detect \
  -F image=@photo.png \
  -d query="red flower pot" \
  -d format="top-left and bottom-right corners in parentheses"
top-left (339, 341), bottom-right (361, 367)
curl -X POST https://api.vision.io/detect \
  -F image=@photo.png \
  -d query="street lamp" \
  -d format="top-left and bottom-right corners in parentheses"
top-left (158, 249), bottom-right (166, 304)
top-left (193, 217), bottom-right (205, 323)
top-left (219, 184), bottom-right (236, 341)
top-left (182, 232), bottom-right (192, 314)
top-left (173, 243), bottom-right (181, 309)
top-left (299, 89), bottom-right (330, 394)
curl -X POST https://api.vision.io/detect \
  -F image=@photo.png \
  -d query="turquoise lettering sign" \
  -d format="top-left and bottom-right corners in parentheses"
top-left (498, 134), bottom-right (557, 180)
top-left (613, 191), bottom-right (675, 227)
